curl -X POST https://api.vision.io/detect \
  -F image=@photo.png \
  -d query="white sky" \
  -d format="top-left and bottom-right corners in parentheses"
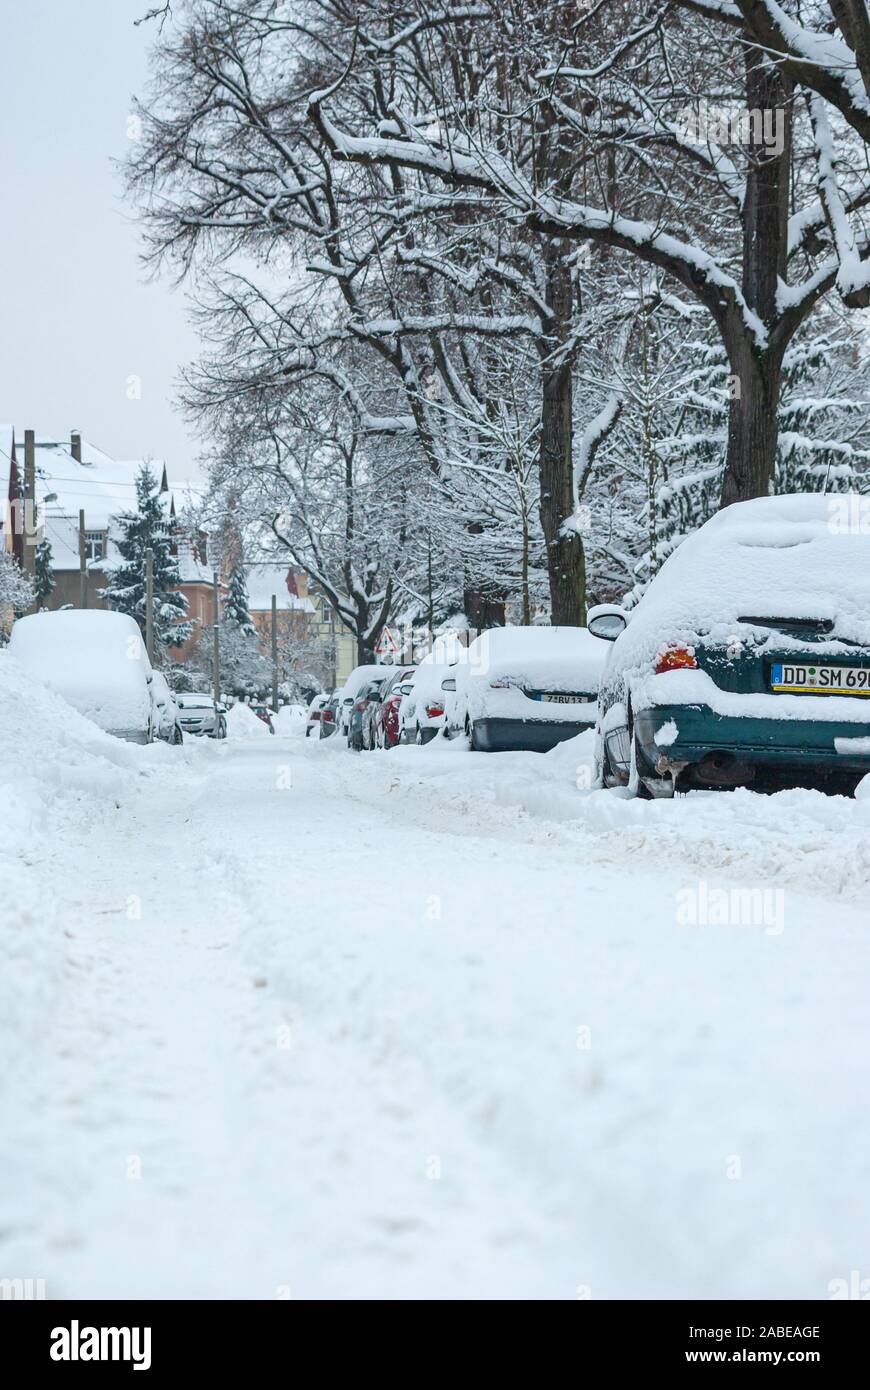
top-left (0, 1), bottom-right (202, 478)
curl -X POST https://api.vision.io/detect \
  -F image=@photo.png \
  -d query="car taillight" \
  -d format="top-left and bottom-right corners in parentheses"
top-left (311, 710), bottom-right (321, 720)
top-left (489, 678), bottom-right (515, 688)
top-left (655, 646), bottom-right (698, 673)
top-left (426, 703), bottom-right (444, 718)
top-left (323, 710), bottom-right (334, 722)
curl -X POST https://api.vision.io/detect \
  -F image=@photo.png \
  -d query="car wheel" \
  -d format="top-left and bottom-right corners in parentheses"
top-left (598, 737), bottom-right (623, 789)
top-left (415, 725), bottom-right (424, 745)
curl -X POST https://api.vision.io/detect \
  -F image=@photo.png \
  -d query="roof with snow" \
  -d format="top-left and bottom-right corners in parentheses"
top-left (246, 564), bottom-right (315, 614)
top-left (0, 431), bottom-right (201, 576)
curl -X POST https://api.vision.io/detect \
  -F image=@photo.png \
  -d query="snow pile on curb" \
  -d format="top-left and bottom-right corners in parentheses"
top-left (337, 732), bottom-right (870, 900)
top-left (226, 702), bottom-right (271, 738)
top-left (0, 651), bottom-right (147, 855)
top-left (0, 652), bottom-right (156, 1091)
top-left (274, 704), bottom-right (306, 737)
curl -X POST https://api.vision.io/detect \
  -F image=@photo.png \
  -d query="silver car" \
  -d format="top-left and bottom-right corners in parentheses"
top-left (176, 693), bottom-right (227, 738)
top-left (151, 672), bottom-right (184, 744)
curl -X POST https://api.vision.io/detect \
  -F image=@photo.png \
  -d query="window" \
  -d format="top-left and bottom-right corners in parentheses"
top-left (83, 531), bottom-right (106, 562)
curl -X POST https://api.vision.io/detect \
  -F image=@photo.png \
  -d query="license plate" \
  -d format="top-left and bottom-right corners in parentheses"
top-left (534, 692), bottom-right (590, 704)
top-left (771, 662), bottom-right (870, 695)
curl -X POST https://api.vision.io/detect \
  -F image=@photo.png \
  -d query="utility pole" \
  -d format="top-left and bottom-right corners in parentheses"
top-left (145, 547), bottom-right (154, 661)
top-left (271, 594), bottom-right (279, 712)
top-left (22, 430), bottom-right (36, 590)
top-left (79, 510), bottom-right (88, 609)
top-left (212, 571), bottom-right (221, 706)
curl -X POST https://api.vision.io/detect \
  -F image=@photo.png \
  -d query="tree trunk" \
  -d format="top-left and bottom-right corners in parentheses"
top-left (720, 340), bottom-right (783, 506)
top-left (720, 40), bottom-right (791, 506)
top-left (539, 241), bottom-right (585, 624)
top-left (463, 586), bottom-right (506, 633)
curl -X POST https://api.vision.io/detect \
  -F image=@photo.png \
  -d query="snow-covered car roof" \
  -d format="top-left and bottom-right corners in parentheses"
top-left (461, 625), bottom-right (610, 686)
top-left (341, 664), bottom-right (392, 698)
top-left (608, 492), bottom-right (870, 678)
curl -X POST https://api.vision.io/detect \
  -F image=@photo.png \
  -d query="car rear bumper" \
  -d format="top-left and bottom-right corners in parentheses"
top-left (473, 716), bottom-right (594, 753)
top-left (635, 704), bottom-right (870, 778)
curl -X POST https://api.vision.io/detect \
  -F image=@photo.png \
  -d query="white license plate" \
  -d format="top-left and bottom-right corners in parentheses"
top-left (771, 662), bottom-right (870, 695)
top-left (534, 692), bottom-right (589, 704)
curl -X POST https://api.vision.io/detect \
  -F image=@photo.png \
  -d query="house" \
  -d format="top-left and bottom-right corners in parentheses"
top-left (1, 428), bottom-right (217, 659)
top-left (245, 565), bottom-right (356, 690)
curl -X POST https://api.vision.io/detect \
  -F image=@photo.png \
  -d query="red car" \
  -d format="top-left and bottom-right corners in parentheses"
top-left (366, 667), bottom-right (416, 749)
top-left (250, 703), bottom-right (275, 733)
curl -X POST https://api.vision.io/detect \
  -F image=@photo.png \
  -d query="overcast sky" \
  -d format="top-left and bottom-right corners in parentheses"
top-left (1, 2), bottom-right (202, 478)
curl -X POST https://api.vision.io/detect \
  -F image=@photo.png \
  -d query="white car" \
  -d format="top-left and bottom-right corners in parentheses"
top-left (336, 664), bottom-right (390, 741)
top-left (176, 693), bottom-right (227, 738)
top-left (151, 671), bottom-right (184, 744)
top-left (399, 660), bottom-right (458, 744)
top-left (455, 625), bottom-right (609, 752)
top-left (8, 608), bottom-right (155, 743)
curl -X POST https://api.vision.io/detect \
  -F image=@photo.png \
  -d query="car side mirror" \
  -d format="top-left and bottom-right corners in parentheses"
top-left (343, 696), bottom-right (354, 706)
top-left (587, 604), bottom-right (629, 642)
top-left (441, 677), bottom-right (456, 691)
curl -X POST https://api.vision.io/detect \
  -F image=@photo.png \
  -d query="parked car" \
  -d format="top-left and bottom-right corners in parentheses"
top-left (250, 703), bottom-right (275, 733)
top-left (336, 664), bottom-right (391, 740)
top-left (591, 493), bottom-right (870, 797)
top-left (455, 625), bottom-right (608, 752)
top-left (348, 676), bottom-right (389, 751)
top-left (8, 609), bottom-right (155, 743)
top-left (151, 671), bottom-right (184, 744)
top-left (364, 667), bottom-right (416, 749)
top-left (176, 693), bottom-right (228, 739)
top-left (399, 660), bottom-right (458, 744)
top-left (319, 691), bottom-right (339, 739)
top-left (306, 693), bottom-right (329, 736)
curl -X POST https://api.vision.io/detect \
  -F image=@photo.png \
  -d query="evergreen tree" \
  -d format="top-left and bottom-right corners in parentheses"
top-left (224, 562), bottom-right (256, 636)
top-left (35, 535), bottom-right (55, 606)
top-left (100, 463), bottom-right (192, 649)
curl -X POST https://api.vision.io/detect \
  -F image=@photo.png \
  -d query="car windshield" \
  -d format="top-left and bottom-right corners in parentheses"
top-left (179, 697), bottom-right (214, 709)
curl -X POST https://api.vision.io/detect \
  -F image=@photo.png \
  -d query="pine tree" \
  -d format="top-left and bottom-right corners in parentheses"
top-left (35, 535), bottom-right (55, 606)
top-left (224, 562), bottom-right (256, 636)
top-left (100, 463), bottom-right (192, 649)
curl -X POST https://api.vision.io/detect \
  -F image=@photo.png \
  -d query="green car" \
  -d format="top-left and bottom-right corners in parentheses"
top-left (590, 494), bottom-right (870, 797)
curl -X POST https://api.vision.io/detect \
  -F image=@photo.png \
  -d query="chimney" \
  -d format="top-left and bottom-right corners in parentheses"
top-left (70, 430), bottom-right (82, 462)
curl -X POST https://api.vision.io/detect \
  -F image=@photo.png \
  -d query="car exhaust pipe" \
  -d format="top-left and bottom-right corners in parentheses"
top-left (691, 751), bottom-right (755, 787)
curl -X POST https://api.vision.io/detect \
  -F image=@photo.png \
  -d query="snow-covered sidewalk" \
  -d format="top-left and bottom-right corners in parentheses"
top-left (2, 733), bottom-right (869, 1299)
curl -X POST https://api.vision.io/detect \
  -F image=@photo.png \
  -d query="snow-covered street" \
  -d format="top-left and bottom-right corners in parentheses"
top-left (3, 730), bottom-right (869, 1300)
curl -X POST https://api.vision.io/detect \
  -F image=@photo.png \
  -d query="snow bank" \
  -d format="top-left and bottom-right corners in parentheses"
top-left (274, 703), bottom-right (306, 736)
top-left (0, 651), bottom-right (160, 1095)
top-left (343, 728), bottom-right (870, 901)
top-left (0, 651), bottom-right (146, 855)
top-left (226, 702), bottom-right (271, 738)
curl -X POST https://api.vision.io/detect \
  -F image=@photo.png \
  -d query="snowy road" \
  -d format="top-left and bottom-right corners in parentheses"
top-left (3, 733), bottom-right (870, 1299)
